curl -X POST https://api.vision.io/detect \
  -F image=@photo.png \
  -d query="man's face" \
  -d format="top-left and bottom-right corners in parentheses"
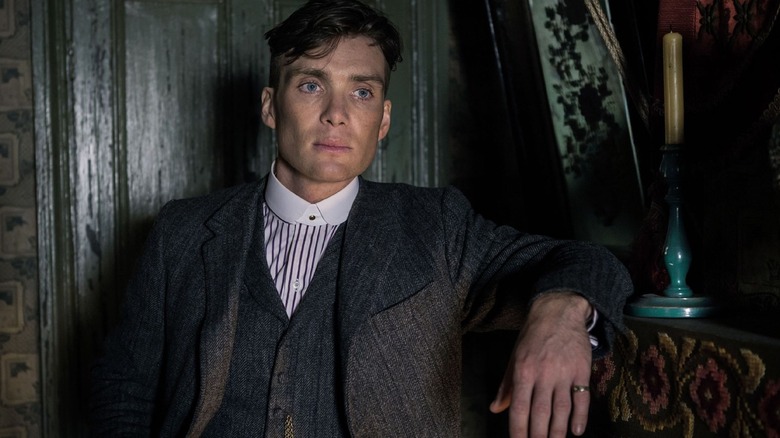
top-left (261, 35), bottom-right (392, 202)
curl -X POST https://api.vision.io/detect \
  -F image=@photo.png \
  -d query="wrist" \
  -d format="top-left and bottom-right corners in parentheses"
top-left (530, 291), bottom-right (593, 326)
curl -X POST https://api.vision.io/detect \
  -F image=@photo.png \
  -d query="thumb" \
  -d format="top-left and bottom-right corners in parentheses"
top-left (489, 369), bottom-right (513, 413)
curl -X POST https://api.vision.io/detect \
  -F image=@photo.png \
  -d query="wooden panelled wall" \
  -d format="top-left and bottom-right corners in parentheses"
top-left (32, 0), bottom-right (449, 435)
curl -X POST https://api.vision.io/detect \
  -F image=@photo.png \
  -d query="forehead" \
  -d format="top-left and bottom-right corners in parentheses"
top-left (280, 36), bottom-right (388, 84)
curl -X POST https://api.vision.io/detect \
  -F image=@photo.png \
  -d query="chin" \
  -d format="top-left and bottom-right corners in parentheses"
top-left (313, 164), bottom-right (356, 181)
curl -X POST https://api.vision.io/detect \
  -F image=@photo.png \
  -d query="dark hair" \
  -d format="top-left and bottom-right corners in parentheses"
top-left (264, 0), bottom-right (403, 90)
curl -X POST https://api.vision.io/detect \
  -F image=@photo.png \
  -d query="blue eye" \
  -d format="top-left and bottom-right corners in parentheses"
top-left (355, 89), bottom-right (372, 99)
top-left (301, 82), bottom-right (319, 93)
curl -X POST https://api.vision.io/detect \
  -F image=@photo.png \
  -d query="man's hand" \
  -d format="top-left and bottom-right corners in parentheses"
top-left (490, 292), bottom-right (593, 438)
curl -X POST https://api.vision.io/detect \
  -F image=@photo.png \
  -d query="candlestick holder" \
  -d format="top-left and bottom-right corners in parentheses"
top-left (626, 144), bottom-right (719, 318)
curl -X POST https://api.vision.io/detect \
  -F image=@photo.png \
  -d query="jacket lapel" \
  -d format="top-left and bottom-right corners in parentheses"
top-left (187, 180), bottom-right (264, 437)
top-left (244, 187), bottom-right (290, 323)
top-left (336, 180), bottom-right (435, 354)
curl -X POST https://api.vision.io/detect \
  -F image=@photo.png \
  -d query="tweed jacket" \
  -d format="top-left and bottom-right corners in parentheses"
top-left (90, 177), bottom-right (633, 437)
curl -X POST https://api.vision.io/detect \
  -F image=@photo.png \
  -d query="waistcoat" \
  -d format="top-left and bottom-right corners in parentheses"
top-left (203, 223), bottom-right (348, 437)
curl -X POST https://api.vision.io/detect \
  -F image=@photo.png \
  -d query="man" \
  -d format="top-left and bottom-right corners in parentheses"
top-left (90, 0), bottom-right (633, 437)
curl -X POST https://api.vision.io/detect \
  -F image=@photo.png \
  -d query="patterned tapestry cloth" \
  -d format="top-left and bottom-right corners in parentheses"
top-left (588, 317), bottom-right (780, 437)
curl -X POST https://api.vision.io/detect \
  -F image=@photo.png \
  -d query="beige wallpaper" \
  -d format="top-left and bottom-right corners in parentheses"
top-left (0, 0), bottom-right (41, 436)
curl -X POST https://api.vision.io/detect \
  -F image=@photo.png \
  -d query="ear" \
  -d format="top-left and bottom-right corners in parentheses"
top-left (378, 99), bottom-right (392, 141)
top-left (261, 87), bottom-right (276, 129)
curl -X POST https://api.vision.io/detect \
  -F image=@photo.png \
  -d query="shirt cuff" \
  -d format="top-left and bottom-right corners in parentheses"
top-left (586, 307), bottom-right (599, 350)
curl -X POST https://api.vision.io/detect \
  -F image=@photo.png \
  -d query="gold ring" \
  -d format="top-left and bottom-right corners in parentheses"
top-left (571, 385), bottom-right (590, 393)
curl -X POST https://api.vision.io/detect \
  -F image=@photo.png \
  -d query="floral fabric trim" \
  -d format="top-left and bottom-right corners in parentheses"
top-left (591, 324), bottom-right (780, 437)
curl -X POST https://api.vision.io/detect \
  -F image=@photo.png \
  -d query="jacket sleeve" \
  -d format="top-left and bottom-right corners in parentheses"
top-left (89, 207), bottom-right (171, 436)
top-left (442, 186), bottom-right (633, 356)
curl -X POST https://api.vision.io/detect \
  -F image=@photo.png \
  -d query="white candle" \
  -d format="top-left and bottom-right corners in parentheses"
top-left (663, 31), bottom-right (684, 144)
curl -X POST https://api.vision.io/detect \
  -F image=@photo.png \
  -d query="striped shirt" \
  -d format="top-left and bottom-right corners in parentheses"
top-left (263, 169), bottom-right (358, 316)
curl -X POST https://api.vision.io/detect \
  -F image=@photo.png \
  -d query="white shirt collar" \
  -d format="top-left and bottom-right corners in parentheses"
top-left (265, 161), bottom-right (358, 226)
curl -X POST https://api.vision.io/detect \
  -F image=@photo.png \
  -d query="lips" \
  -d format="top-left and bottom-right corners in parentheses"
top-left (314, 139), bottom-right (350, 152)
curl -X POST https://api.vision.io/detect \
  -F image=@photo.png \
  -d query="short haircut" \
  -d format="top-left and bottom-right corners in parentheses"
top-left (264, 0), bottom-right (403, 92)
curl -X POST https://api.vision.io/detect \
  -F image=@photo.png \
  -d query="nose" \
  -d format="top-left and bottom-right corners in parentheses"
top-left (321, 93), bottom-right (348, 126)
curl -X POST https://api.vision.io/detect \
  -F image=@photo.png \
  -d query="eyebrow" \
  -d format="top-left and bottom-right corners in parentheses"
top-left (286, 67), bottom-right (327, 82)
top-left (351, 74), bottom-right (385, 86)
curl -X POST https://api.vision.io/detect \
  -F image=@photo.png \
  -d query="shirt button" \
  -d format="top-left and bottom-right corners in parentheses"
top-left (309, 215), bottom-right (316, 220)
top-left (292, 279), bottom-right (301, 290)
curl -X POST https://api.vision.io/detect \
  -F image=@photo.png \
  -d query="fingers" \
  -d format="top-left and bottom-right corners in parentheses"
top-left (498, 350), bottom-right (592, 438)
top-left (496, 359), bottom-right (565, 438)
top-left (506, 370), bottom-right (535, 437)
top-left (503, 383), bottom-right (589, 438)
top-left (545, 384), bottom-right (572, 438)
top-left (524, 384), bottom-right (575, 438)
top-left (570, 384), bottom-right (591, 436)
